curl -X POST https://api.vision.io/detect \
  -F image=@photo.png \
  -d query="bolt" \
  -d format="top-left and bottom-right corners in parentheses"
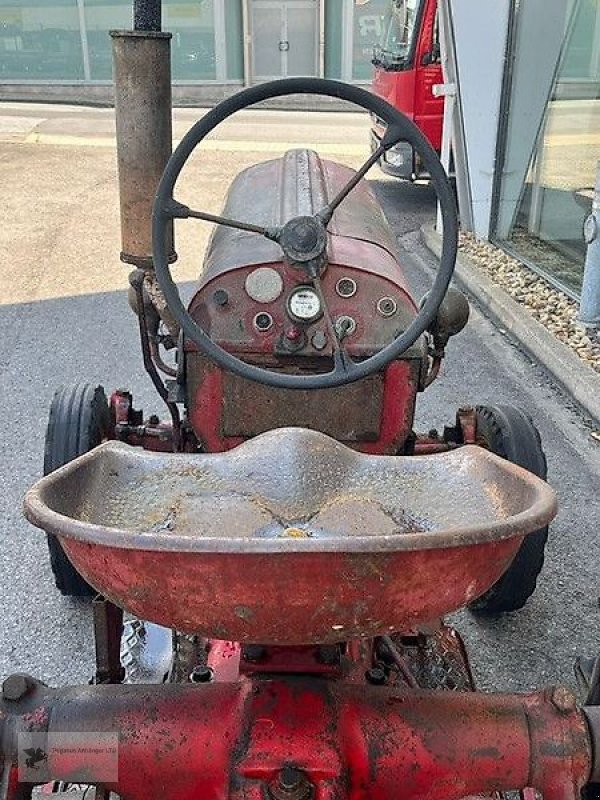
top-left (242, 645), bottom-right (266, 663)
top-left (269, 766), bottom-right (312, 800)
top-left (551, 686), bottom-right (577, 713)
top-left (189, 665), bottom-right (214, 684)
top-left (148, 414), bottom-right (160, 426)
top-left (365, 666), bottom-right (387, 686)
top-left (280, 767), bottom-right (302, 790)
top-left (212, 288), bottom-right (229, 307)
top-left (2, 674), bottom-right (34, 702)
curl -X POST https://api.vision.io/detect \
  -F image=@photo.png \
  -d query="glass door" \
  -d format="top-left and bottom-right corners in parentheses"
top-left (285, 2), bottom-right (318, 76)
top-left (252, 1), bottom-right (285, 80)
top-left (251, 0), bottom-right (317, 81)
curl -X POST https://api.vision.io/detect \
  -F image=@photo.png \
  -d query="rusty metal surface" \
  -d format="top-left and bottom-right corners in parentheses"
top-left (187, 356), bottom-right (421, 455)
top-left (92, 598), bottom-right (124, 685)
top-left (389, 626), bottom-right (475, 691)
top-left (200, 149), bottom-right (403, 285)
top-left (221, 372), bottom-right (384, 440)
top-left (0, 678), bottom-right (593, 800)
top-left (111, 31), bottom-right (175, 267)
top-left (23, 428), bottom-right (557, 643)
top-left (24, 428), bottom-right (556, 553)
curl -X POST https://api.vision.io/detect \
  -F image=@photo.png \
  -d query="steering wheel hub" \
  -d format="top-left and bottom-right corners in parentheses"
top-left (280, 215), bottom-right (327, 266)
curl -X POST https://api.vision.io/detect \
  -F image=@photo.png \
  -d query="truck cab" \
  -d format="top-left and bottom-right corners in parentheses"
top-left (371, 0), bottom-right (443, 180)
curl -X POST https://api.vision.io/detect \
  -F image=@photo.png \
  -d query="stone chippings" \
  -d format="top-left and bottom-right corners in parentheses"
top-left (459, 232), bottom-right (600, 375)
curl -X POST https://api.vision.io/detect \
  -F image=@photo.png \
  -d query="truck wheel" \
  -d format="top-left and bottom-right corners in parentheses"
top-left (43, 384), bottom-right (110, 597)
top-left (468, 405), bottom-right (549, 615)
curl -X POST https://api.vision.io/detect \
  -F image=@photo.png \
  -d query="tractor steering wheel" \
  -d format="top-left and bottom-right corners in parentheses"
top-left (152, 78), bottom-right (458, 390)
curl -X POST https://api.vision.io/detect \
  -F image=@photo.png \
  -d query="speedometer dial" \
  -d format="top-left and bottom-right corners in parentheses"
top-left (287, 287), bottom-right (322, 323)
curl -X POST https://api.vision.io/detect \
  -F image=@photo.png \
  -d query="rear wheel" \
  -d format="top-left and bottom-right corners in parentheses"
top-left (44, 384), bottom-right (110, 597)
top-left (468, 404), bottom-right (549, 615)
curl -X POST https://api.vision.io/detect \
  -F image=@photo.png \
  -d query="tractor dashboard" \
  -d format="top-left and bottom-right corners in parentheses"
top-left (187, 259), bottom-right (419, 362)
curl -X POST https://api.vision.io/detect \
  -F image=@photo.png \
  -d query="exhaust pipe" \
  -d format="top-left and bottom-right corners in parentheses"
top-left (111, 0), bottom-right (175, 268)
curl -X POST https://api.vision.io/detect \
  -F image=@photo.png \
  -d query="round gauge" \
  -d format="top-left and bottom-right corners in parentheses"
top-left (336, 277), bottom-right (357, 298)
top-left (245, 267), bottom-right (284, 303)
top-left (287, 287), bottom-right (322, 322)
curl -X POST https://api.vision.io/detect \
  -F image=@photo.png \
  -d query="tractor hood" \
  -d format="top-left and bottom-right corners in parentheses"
top-left (199, 148), bottom-right (409, 290)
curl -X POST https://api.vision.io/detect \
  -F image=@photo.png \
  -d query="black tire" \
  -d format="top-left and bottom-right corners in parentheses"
top-left (43, 384), bottom-right (110, 597)
top-left (468, 405), bottom-right (549, 615)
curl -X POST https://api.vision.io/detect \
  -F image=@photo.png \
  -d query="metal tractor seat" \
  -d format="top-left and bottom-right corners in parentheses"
top-left (25, 428), bottom-right (556, 644)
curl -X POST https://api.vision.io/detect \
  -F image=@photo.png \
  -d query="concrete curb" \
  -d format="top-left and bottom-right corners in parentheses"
top-left (421, 223), bottom-right (600, 427)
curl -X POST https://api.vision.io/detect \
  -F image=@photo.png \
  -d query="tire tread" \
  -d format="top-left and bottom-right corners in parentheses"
top-left (44, 384), bottom-right (109, 597)
top-left (468, 404), bottom-right (548, 615)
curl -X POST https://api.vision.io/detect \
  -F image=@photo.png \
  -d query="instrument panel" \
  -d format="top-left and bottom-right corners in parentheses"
top-left (187, 262), bottom-right (419, 360)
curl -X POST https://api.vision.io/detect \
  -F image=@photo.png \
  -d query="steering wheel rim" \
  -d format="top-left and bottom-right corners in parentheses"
top-left (152, 77), bottom-right (458, 390)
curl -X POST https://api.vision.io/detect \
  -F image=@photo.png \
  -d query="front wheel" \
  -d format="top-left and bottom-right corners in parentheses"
top-left (468, 405), bottom-right (549, 615)
top-left (43, 384), bottom-right (110, 597)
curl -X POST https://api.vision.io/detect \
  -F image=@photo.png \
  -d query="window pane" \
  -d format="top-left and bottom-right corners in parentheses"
top-left (166, 0), bottom-right (216, 80)
top-left (324, 0), bottom-right (342, 79)
top-left (252, 3), bottom-right (282, 79)
top-left (286, 6), bottom-right (316, 76)
top-left (0, 0), bottom-right (84, 79)
top-left (85, 0), bottom-right (129, 80)
top-left (224, 0), bottom-right (243, 80)
top-left (352, 0), bottom-right (389, 81)
top-left (496, 0), bottom-right (600, 295)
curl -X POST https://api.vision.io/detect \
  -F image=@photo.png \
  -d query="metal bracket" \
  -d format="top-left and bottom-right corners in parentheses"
top-left (93, 596), bottom-right (125, 685)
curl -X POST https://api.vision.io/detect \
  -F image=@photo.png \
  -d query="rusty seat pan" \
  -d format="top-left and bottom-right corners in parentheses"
top-left (24, 428), bottom-right (557, 644)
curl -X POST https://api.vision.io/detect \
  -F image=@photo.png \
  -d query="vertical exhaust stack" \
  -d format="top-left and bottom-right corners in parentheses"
top-left (111, 0), bottom-right (176, 268)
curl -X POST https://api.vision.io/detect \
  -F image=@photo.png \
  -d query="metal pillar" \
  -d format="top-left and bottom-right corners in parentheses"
top-left (438, 0), bottom-right (511, 239)
top-left (133, 0), bottom-right (161, 32)
top-left (578, 162), bottom-right (600, 331)
top-left (242, 0), bottom-right (251, 86)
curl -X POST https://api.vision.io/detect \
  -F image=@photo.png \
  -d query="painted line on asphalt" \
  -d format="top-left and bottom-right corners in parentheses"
top-left (21, 131), bottom-right (368, 155)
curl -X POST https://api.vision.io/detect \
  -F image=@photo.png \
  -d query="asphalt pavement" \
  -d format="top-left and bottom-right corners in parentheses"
top-left (0, 105), bottom-right (598, 693)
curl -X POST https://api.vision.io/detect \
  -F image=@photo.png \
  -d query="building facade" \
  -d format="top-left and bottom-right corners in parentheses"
top-left (0, 0), bottom-right (391, 95)
top-left (1, 0), bottom-right (599, 298)
top-left (440, 0), bottom-right (599, 299)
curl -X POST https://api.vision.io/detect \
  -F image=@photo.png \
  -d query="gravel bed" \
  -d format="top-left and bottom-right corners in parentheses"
top-left (459, 232), bottom-right (600, 374)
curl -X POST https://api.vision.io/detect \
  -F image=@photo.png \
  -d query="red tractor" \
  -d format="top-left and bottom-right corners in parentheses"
top-left (1, 15), bottom-right (598, 800)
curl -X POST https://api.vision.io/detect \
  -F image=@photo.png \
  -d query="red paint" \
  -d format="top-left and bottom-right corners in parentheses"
top-left (2, 681), bottom-right (592, 800)
top-left (188, 359), bottom-right (420, 455)
top-left (372, 0), bottom-right (444, 153)
top-left (60, 536), bottom-right (524, 644)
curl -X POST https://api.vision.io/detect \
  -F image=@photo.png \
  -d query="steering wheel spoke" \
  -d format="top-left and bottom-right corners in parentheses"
top-left (164, 198), bottom-right (280, 240)
top-left (318, 124), bottom-right (406, 226)
top-left (152, 78), bottom-right (458, 390)
top-left (333, 345), bottom-right (355, 375)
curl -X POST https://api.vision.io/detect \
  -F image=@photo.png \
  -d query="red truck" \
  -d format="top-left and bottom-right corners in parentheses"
top-left (371, 0), bottom-right (444, 180)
